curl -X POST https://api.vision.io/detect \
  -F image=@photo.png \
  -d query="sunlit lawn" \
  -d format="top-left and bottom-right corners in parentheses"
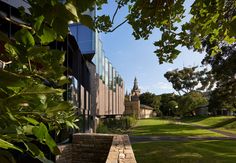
top-left (132, 140), bottom-right (236, 163)
top-left (131, 118), bottom-right (224, 137)
top-left (181, 116), bottom-right (235, 127)
top-left (181, 116), bottom-right (236, 134)
top-left (219, 121), bottom-right (236, 135)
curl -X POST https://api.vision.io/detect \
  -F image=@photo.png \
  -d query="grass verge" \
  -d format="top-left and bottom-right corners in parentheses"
top-left (181, 116), bottom-right (236, 135)
top-left (131, 118), bottom-right (224, 137)
top-left (132, 140), bottom-right (236, 163)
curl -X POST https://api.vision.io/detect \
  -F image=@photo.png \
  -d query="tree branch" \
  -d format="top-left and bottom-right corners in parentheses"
top-left (111, 2), bottom-right (121, 24)
top-left (107, 19), bottom-right (128, 32)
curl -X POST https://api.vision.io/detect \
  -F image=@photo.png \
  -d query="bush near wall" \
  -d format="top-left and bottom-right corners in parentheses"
top-left (97, 116), bottom-right (137, 133)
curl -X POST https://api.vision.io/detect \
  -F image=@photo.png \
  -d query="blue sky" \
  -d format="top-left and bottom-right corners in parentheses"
top-left (98, 0), bottom-right (205, 95)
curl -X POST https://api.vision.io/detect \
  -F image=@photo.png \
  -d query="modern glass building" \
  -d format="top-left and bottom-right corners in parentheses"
top-left (69, 19), bottom-right (125, 117)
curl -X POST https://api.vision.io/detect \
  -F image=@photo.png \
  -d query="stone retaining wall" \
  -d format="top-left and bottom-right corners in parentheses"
top-left (106, 135), bottom-right (136, 163)
top-left (56, 133), bottom-right (136, 163)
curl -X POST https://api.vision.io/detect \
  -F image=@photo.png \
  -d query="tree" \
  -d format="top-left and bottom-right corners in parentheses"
top-left (159, 93), bottom-right (179, 116)
top-left (202, 40), bottom-right (236, 114)
top-left (178, 91), bottom-right (208, 116)
top-left (167, 100), bottom-right (179, 116)
top-left (139, 92), bottom-right (161, 111)
top-left (0, 0), bottom-right (87, 162)
top-left (94, 0), bottom-right (236, 64)
top-left (164, 67), bottom-right (212, 95)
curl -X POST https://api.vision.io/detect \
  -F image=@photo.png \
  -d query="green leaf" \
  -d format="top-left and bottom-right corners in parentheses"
top-left (40, 26), bottom-right (57, 44)
top-left (27, 46), bottom-right (48, 57)
top-left (224, 36), bottom-right (236, 44)
top-left (34, 15), bottom-right (45, 31)
top-left (22, 125), bottom-right (34, 135)
top-left (23, 117), bottom-right (39, 125)
top-left (45, 133), bottom-right (60, 155)
top-left (32, 123), bottom-right (48, 142)
top-left (0, 138), bottom-right (22, 152)
top-left (0, 31), bottom-right (10, 42)
top-left (52, 17), bottom-right (69, 37)
top-left (65, 2), bottom-right (78, 21)
top-left (15, 29), bottom-right (35, 47)
top-left (4, 43), bottom-right (19, 57)
top-left (45, 101), bottom-right (72, 114)
top-left (65, 120), bottom-right (74, 128)
top-left (79, 14), bottom-right (94, 29)
top-left (24, 142), bottom-right (47, 161)
top-left (0, 70), bottom-right (28, 87)
top-left (193, 36), bottom-right (201, 49)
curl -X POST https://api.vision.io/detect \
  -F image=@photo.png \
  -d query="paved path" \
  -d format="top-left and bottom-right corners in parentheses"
top-left (129, 121), bottom-right (236, 144)
top-left (189, 123), bottom-right (236, 138)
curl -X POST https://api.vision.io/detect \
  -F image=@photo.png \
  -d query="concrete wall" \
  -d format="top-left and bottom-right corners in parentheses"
top-left (140, 108), bottom-right (153, 119)
top-left (95, 74), bottom-right (125, 116)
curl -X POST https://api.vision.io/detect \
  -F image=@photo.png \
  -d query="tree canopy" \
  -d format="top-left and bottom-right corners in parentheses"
top-left (177, 91), bottom-right (208, 116)
top-left (94, 0), bottom-right (236, 64)
top-left (164, 66), bottom-right (213, 95)
top-left (0, 0), bottom-right (82, 162)
top-left (139, 92), bottom-right (161, 110)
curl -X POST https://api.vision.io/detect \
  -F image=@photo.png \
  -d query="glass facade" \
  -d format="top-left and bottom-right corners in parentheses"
top-left (69, 24), bottom-right (95, 55)
top-left (92, 37), bottom-right (123, 90)
top-left (69, 10), bottom-right (96, 55)
top-left (67, 76), bottom-right (79, 106)
top-left (105, 57), bottom-right (109, 86)
top-left (68, 20), bottom-right (124, 116)
top-left (113, 68), bottom-right (116, 91)
top-left (108, 62), bottom-right (112, 90)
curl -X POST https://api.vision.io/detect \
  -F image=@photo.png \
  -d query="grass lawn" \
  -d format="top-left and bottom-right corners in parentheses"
top-left (219, 121), bottom-right (236, 135)
top-left (181, 116), bottom-right (236, 134)
top-left (132, 140), bottom-right (236, 163)
top-left (131, 118), bottom-right (224, 137)
top-left (181, 116), bottom-right (235, 127)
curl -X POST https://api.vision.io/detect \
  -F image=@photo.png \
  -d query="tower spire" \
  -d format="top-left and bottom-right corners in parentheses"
top-left (131, 77), bottom-right (140, 100)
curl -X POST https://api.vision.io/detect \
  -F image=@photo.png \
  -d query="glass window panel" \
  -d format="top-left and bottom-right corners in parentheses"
top-left (105, 58), bottom-right (109, 86)
top-left (113, 68), bottom-right (116, 91)
top-left (108, 62), bottom-right (112, 90)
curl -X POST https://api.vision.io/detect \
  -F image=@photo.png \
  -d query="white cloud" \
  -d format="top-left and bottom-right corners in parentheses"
top-left (140, 82), bottom-right (173, 94)
top-left (157, 82), bottom-right (173, 90)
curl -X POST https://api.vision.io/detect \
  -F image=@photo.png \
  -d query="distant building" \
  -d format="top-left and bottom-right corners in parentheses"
top-left (125, 77), bottom-right (154, 119)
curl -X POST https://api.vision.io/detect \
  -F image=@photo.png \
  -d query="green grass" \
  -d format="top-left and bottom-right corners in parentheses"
top-left (181, 116), bottom-right (236, 128)
top-left (181, 116), bottom-right (236, 134)
top-left (132, 140), bottom-right (236, 163)
top-left (131, 118), bottom-right (224, 137)
top-left (219, 120), bottom-right (236, 135)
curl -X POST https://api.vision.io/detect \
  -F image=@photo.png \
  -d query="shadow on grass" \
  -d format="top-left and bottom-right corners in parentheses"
top-left (131, 122), bottom-right (221, 137)
top-left (181, 116), bottom-right (236, 129)
top-left (210, 118), bottom-right (236, 128)
top-left (132, 140), bottom-right (236, 163)
top-left (180, 116), bottom-right (209, 123)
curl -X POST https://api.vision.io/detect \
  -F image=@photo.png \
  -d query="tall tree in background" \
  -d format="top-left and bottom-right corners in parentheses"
top-left (202, 40), bottom-right (236, 114)
top-left (159, 93), bottom-right (179, 116)
top-left (177, 91), bottom-right (208, 116)
top-left (139, 92), bottom-right (161, 111)
top-left (164, 67), bottom-right (212, 95)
